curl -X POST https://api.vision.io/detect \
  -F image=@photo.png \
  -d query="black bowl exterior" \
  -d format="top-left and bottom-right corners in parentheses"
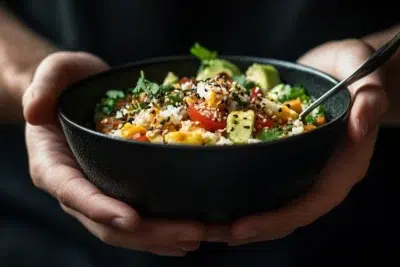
top-left (58, 56), bottom-right (351, 223)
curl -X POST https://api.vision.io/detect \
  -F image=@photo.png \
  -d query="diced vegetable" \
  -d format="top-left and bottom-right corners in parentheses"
top-left (227, 110), bottom-right (255, 144)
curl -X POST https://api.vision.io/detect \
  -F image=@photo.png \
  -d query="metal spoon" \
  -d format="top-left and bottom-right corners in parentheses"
top-left (299, 31), bottom-right (400, 120)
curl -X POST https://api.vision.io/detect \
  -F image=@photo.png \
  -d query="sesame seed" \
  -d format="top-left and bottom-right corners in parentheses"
top-left (243, 125), bottom-right (250, 129)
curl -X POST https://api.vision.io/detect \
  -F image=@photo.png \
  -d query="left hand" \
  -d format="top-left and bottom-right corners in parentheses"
top-left (224, 39), bottom-right (389, 246)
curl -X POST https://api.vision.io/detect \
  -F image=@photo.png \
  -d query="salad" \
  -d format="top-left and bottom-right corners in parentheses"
top-left (94, 43), bottom-right (327, 145)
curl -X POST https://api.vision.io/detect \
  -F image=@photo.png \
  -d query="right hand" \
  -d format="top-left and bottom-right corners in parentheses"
top-left (22, 51), bottom-right (205, 256)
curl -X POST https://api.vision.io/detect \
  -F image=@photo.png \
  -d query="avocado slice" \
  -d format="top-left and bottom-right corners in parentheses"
top-left (227, 110), bottom-right (255, 144)
top-left (162, 72), bottom-right (179, 85)
top-left (245, 63), bottom-right (281, 94)
top-left (196, 59), bottom-right (241, 81)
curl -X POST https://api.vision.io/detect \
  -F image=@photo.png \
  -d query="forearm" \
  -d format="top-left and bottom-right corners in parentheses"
top-left (0, 5), bottom-right (58, 122)
top-left (362, 24), bottom-right (400, 126)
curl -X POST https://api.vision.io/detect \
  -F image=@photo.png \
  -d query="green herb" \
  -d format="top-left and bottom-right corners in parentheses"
top-left (232, 75), bottom-right (256, 91)
top-left (190, 42), bottom-right (218, 62)
top-left (96, 96), bottom-right (117, 116)
top-left (304, 105), bottom-right (325, 125)
top-left (167, 92), bottom-right (183, 104)
top-left (316, 105), bottom-right (325, 116)
top-left (258, 128), bottom-right (283, 141)
top-left (105, 90), bottom-right (125, 99)
top-left (305, 115), bottom-right (316, 124)
top-left (130, 70), bottom-right (174, 97)
top-left (279, 85), bottom-right (310, 102)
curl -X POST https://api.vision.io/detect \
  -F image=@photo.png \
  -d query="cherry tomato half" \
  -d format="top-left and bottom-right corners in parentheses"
top-left (187, 104), bottom-right (226, 131)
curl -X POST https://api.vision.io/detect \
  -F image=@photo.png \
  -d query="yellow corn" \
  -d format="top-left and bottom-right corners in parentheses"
top-left (120, 123), bottom-right (147, 139)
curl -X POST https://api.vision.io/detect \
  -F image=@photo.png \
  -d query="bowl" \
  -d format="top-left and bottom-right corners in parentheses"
top-left (57, 55), bottom-right (351, 223)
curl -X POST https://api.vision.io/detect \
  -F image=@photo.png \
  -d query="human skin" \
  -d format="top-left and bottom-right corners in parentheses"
top-left (1, 4), bottom-right (398, 256)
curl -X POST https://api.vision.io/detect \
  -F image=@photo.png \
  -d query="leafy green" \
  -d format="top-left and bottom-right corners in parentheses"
top-left (232, 74), bottom-right (256, 91)
top-left (130, 70), bottom-right (174, 97)
top-left (278, 85), bottom-right (310, 102)
top-left (305, 115), bottom-right (316, 124)
top-left (167, 92), bottom-right (183, 105)
top-left (305, 105), bottom-right (325, 125)
top-left (105, 90), bottom-right (125, 99)
top-left (190, 42), bottom-right (218, 62)
top-left (258, 128), bottom-right (283, 141)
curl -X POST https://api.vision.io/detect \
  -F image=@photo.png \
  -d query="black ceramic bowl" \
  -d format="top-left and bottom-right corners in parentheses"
top-left (58, 56), bottom-right (351, 223)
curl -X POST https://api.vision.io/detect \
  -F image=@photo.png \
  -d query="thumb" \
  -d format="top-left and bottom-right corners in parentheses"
top-left (22, 51), bottom-right (110, 125)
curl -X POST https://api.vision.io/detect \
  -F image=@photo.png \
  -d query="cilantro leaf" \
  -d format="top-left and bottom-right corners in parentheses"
top-left (305, 115), bottom-right (316, 124)
top-left (167, 92), bottom-right (183, 105)
top-left (278, 85), bottom-right (310, 102)
top-left (190, 42), bottom-right (218, 62)
top-left (258, 128), bottom-right (283, 141)
top-left (106, 90), bottom-right (125, 99)
top-left (150, 83), bottom-right (159, 94)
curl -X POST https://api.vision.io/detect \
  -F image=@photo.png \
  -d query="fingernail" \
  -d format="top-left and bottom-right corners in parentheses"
top-left (110, 217), bottom-right (129, 230)
top-left (179, 241), bottom-right (200, 251)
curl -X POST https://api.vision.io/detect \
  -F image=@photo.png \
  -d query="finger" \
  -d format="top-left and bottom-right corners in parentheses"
top-left (26, 124), bottom-right (140, 231)
top-left (228, 230), bottom-right (294, 247)
top-left (22, 51), bottom-right (109, 125)
top-left (298, 39), bottom-right (389, 142)
top-left (204, 224), bottom-right (231, 242)
top-left (61, 204), bottom-right (201, 256)
top-left (231, 128), bottom-right (378, 241)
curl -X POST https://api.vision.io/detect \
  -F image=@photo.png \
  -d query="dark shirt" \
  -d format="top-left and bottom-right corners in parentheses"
top-left (4, 0), bottom-right (399, 65)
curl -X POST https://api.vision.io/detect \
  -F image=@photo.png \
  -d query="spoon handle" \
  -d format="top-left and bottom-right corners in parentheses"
top-left (299, 31), bottom-right (400, 119)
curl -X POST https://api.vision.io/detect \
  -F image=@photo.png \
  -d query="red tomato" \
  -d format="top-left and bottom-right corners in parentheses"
top-left (255, 114), bottom-right (273, 132)
top-left (187, 104), bottom-right (226, 131)
top-left (180, 77), bottom-right (197, 85)
top-left (135, 135), bottom-right (149, 142)
top-left (250, 87), bottom-right (263, 102)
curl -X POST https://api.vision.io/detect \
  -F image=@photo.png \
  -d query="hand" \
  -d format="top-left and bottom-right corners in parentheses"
top-left (227, 39), bottom-right (389, 246)
top-left (23, 52), bottom-right (204, 256)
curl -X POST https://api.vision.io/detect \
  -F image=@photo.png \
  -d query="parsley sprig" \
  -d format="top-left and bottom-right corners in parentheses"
top-left (190, 42), bottom-right (218, 61)
top-left (130, 71), bottom-right (174, 98)
top-left (258, 128), bottom-right (283, 141)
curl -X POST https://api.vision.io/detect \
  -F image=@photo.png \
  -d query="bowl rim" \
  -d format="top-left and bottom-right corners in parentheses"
top-left (57, 55), bottom-right (351, 150)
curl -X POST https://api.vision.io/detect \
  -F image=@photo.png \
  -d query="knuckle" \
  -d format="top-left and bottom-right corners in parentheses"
top-left (38, 51), bottom-right (77, 75)
top-left (339, 38), bottom-right (375, 57)
top-left (83, 192), bottom-right (103, 220)
top-left (53, 177), bottom-right (77, 207)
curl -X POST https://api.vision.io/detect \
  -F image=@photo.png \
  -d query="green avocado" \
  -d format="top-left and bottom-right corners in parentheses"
top-left (227, 110), bottom-right (255, 144)
top-left (196, 59), bottom-right (241, 81)
top-left (245, 63), bottom-right (281, 94)
top-left (162, 72), bottom-right (179, 85)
